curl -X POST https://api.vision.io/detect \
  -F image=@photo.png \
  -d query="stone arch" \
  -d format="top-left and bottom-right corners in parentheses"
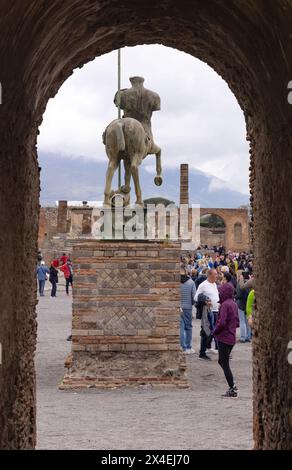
top-left (199, 211), bottom-right (227, 248)
top-left (199, 208), bottom-right (249, 251)
top-left (0, 0), bottom-right (292, 450)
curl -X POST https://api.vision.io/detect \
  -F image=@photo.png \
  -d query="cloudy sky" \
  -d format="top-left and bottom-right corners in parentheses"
top-left (37, 44), bottom-right (250, 196)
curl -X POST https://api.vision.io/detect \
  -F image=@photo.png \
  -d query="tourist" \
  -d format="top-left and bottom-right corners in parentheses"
top-left (216, 270), bottom-right (224, 286)
top-left (195, 267), bottom-right (208, 289)
top-left (238, 256), bottom-right (247, 271)
top-left (221, 265), bottom-right (229, 274)
top-left (60, 259), bottom-right (74, 295)
top-left (213, 282), bottom-right (240, 398)
top-left (218, 245), bottom-right (225, 255)
top-left (195, 268), bottom-right (219, 355)
top-left (196, 259), bottom-right (205, 273)
top-left (205, 254), bottom-right (214, 269)
top-left (49, 261), bottom-right (59, 298)
top-left (246, 259), bottom-right (253, 274)
top-left (190, 268), bottom-right (198, 283)
top-left (187, 258), bottom-right (195, 274)
top-left (232, 255), bottom-right (238, 273)
top-left (246, 288), bottom-right (255, 328)
top-left (180, 266), bottom-right (196, 354)
top-left (36, 261), bottom-right (50, 297)
top-left (222, 271), bottom-right (237, 289)
top-left (235, 271), bottom-right (252, 342)
top-left (60, 252), bottom-right (69, 265)
top-left (219, 254), bottom-right (227, 266)
top-left (196, 248), bottom-right (203, 259)
top-left (214, 255), bottom-right (221, 269)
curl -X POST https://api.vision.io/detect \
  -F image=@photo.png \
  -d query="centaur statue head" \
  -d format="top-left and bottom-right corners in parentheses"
top-left (102, 76), bottom-right (162, 206)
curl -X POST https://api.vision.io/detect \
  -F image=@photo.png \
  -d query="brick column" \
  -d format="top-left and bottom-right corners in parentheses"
top-left (60, 240), bottom-right (188, 389)
top-left (180, 164), bottom-right (189, 206)
top-left (57, 200), bottom-right (68, 233)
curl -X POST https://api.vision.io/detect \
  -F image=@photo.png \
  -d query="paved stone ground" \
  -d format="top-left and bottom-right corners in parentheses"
top-left (36, 288), bottom-right (253, 450)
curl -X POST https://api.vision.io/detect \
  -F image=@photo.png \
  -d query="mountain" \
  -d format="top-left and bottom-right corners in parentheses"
top-left (38, 152), bottom-right (249, 208)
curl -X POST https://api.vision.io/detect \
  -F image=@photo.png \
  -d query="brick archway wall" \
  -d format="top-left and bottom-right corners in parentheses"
top-left (200, 208), bottom-right (250, 251)
top-left (0, 0), bottom-right (292, 450)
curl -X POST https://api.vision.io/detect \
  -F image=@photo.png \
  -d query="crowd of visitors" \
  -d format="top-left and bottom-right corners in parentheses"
top-left (180, 246), bottom-right (255, 399)
top-left (36, 252), bottom-right (74, 298)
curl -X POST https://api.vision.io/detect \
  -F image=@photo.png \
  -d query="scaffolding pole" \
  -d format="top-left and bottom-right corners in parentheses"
top-left (117, 48), bottom-right (121, 190)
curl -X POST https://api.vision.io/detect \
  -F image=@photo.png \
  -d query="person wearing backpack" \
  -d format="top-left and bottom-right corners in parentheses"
top-left (36, 261), bottom-right (50, 296)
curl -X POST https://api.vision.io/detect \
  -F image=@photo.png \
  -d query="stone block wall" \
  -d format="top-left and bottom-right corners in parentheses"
top-left (38, 207), bottom-right (58, 247)
top-left (61, 240), bottom-right (188, 389)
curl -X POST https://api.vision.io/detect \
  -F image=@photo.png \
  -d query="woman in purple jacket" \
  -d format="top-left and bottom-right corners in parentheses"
top-left (213, 282), bottom-right (240, 398)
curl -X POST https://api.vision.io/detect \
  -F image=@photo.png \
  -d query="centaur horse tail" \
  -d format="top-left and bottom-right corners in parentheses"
top-left (102, 119), bottom-right (125, 153)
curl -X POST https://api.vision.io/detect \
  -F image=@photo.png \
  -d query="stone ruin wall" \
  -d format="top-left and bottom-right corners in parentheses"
top-left (38, 204), bottom-right (250, 255)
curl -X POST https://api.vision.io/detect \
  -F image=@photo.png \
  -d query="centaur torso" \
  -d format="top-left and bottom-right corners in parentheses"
top-left (114, 76), bottom-right (161, 142)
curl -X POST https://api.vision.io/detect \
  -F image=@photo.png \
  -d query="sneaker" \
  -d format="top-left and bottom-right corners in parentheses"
top-left (66, 335), bottom-right (72, 342)
top-left (185, 348), bottom-right (196, 355)
top-left (199, 354), bottom-right (211, 361)
top-left (222, 387), bottom-right (238, 398)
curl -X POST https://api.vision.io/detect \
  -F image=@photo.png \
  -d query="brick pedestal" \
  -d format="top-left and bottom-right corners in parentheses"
top-left (60, 240), bottom-right (188, 389)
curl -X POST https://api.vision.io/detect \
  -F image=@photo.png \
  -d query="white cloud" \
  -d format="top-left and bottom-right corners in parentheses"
top-left (38, 44), bottom-right (249, 195)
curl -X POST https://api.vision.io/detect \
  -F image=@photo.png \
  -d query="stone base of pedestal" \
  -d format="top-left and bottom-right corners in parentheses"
top-left (60, 240), bottom-right (188, 389)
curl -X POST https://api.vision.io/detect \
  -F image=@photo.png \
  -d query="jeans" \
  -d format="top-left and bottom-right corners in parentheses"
top-left (238, 308), bottom-right (252, 341)
top-left (200, 329), bottom-right (212, 356)
top-left (180, 308), bottom-right (193, 351)
top-left (38, 279), bottom-right (45, 296)
top-left (218, 341), bottom-right (234, 388)
top-left (50, 280), bottom-right (57, 297)
top-left (66, 275), bottom-right (73, 294)
top-left (207, 311), bottom-right (218, 350)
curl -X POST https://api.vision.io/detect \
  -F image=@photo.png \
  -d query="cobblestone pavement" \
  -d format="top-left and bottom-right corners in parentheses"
top-left (36, 289), bottom-right (253, 450)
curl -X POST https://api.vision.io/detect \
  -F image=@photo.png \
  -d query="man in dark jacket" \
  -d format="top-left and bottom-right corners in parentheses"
top-left (213, 282), bottom-right (240, 398)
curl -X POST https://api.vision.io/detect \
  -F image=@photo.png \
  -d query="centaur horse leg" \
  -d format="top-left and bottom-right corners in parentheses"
top-left (121, 158), bottom-right (131, 194)
top-left (104, 159), bottom-right (119, 205)
top-left (151, 142), bottom-right (163, 186)
top-left (131, 155), bottom-right (143, 206)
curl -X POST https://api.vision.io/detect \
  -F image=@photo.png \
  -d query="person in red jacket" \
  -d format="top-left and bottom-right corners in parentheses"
top-left (60, 253), bottom-right (68, 265)
top-left (213, 282), bottom-right (240, 398)
top-left (60, 259), bottom-right (73, 295)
